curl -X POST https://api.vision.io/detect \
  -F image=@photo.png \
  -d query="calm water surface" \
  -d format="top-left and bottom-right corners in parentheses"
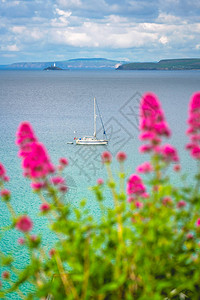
top-left (0, 70), bottom-right (200, 298)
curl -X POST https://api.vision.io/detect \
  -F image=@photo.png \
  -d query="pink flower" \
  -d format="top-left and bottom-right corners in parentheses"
top-left (40, 203), bottom-right (50, 212)
top-left (127, 174), bottom-right (146, 198)
top-left (173, 164), bottom-right (181, 172)
top-left (186, 233), bottom-right (194, 240)
top-left (162, 196), bottom-right (173, 206)
top-left (51, 176), bottom-right (65, 185)
top-left (18, 237), bottom-right (25, 245)
top-left (22, 143), bottom-right (55, 179)
top-left (139, 144), bottom-right (152, 153)
top-left (59, 158), bottom-right (68, 166)
top-left (49, 248), bottom-right (56, 257)
top-left (0, 163), bottom-right (8, 183)
top-left (135, 201), bottom-right (143, 209)
top-left (196, 218), bottom-right (200, 227)
top-left (16, 122), bottom-right (37, 147)
top-left (161, 144), bottom-right (179, 162)
top-left (186, 92), bottom-right (200, 159)
top-left (59, 185), bottom-right (68, 193)
top-left (31, 182), bottom-right (46, 191)
top-left (16, 215), bottom-right (33, 232)
top-left (191, 145), bottom-right (200, 159)
top-left (2, 271), bottom-right (10, 279)
top-left (0, 189), bottom-right (11, 200)
top-left (137, 162), bottom-right (153, 173)
top-left (177, 200), bottom-right (186, 208)
top-left (97, 178), bottom-right (104, 185)
top-left (101, 151), bottom-right (112, 164)
top-left (116, 151), bottom-right (127, 162)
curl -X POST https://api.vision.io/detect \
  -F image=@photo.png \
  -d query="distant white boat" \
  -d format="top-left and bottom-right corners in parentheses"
top-left (76, 97), bottom-right (108, 145)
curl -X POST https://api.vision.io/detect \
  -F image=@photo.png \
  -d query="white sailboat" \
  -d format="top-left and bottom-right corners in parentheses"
top-left (76, 97), bottom-right (108, 145)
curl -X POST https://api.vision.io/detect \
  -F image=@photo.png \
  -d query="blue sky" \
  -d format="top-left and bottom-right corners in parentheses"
top-left (0, 0), bottom-right (200, 64)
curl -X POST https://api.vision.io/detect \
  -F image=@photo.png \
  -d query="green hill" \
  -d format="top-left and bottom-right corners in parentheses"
top-left (117, 59), bottom-right (200, 70)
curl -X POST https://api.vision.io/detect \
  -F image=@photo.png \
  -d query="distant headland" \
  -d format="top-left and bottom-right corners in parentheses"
top-left (0, 58), bottom-right (200, 71)
top-left (116, 59), bottom-right (200, 70)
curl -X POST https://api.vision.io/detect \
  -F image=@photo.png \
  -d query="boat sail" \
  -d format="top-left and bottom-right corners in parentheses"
top-left (76, 98), bottom-right (108, 145)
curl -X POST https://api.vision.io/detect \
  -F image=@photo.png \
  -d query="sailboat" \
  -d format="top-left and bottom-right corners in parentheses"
top-left (76, 97), bottom-right (108, 145)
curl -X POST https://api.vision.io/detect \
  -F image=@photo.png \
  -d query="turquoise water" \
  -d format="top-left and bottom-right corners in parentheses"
top-left (0, 70), bottom-right (200, 298)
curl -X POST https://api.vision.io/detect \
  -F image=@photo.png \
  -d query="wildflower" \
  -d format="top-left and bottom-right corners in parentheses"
top-left (135, 201), bottom-right (143, 209)
top-left (16, 215), bottom-right (33, 232)
top-left (59, 185), bottom-right (68, 193)
top-left (16, 122), bottom-right (37, 148)
top-left (161, 144), bottom-right (179, 162)
top-left (0, 189), bottom-right (11, 201)
top-left (18, 238), bottom-right (25, 245)
top-left (186, 92), bottom-right (200, 159)
top-left (51, 176), bottom-right (65, 185)
top-left (59, 158), bottom-right (68, 166)
top-left (0, 162), bottom-right (8, 182)
top-left (40, 203), bottom-right (50, 212)
top-left (116, 151), bottom-right (127, 162)
top-left (174, 164), bottom-right (181, 172)
top-left (49, 248), bottom-right (56, 257)
top-left (22, 143), bottom-right (55, 179)
top-left (186, 233), bottom-right (194, 240)
top-left (2, 271), bottom-right (10, 279)
top-left (97, 178), bottom-right (104, 185)
top-left (101, 151), bottom-right (112, 164)
top-left (31, 182), bottom-right (46, 191)
top-left (196, 218), bottom-right (200, 227)
top-left (177, 200), bottom-right (186, 208)
top-left (137, 162), bottom-right (153, 173)
top-left (139, 144), bottom-right (152, 153)
top-left (162, 196), bottom-right (173, 206)
top-left (127, 174), bottom-right (146, 199)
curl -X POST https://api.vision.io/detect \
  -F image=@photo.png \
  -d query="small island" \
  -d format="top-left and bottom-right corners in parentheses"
top-left (43, 63), bottom-right (63, 71)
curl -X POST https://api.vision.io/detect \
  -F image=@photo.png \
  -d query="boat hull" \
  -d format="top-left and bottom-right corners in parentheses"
top-left (76, 140), bottom-right (108, 145)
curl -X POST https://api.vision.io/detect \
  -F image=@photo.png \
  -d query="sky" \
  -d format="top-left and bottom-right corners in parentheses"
top-left (0, 0), bottom-right (200, 64)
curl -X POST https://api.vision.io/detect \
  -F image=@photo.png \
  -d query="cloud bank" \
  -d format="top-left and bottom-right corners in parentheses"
top-left (0, 0), bottom-right (200, 64)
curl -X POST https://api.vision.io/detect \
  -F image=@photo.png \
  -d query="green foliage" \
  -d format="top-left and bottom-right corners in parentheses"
top-left (1, 157), bottom-right (200, 299)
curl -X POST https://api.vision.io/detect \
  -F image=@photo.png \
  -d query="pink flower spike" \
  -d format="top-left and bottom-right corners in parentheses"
top-left (116, 151), bottom-right (127, 162)
top-left (137, 162), bottom-right (153, 174)
top-left (161, 144), bottom-right (179, 162)
top-left (16, 215), bottom-right (33, 232)
top-left (0, 162), bottom-right (6, 180)
top-left (127, 196), bottom-right (135, 203)
top-left (101, 151), bottom-right (112, 164)
top-left (177, 200), bottom-right (186, 208)
top-left (97, 178), bottom-right (104, 185)
top-left (18, 237), bottom-right (25, 245)
top-left (59, 157), bottom-right (68, 166)
top-left (196, 218), bottom-right (200, 227)
top-left (40, 203), bottom-right (50, 212)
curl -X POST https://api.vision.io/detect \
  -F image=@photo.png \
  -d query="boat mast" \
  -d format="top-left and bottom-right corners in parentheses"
top-left (94, 97), bottom-right (96, 137)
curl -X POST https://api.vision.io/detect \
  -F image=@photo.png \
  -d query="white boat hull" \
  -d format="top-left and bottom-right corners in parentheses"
top-left (76, 139), bottom-right (108, 145)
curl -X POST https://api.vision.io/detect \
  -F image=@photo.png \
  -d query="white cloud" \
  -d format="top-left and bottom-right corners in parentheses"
top-left (1, 44), bottom-right (19, 51)
top-left (159, 36), bottom-right (168, 44)
top-left (56, 0), bottom-right (81, 8)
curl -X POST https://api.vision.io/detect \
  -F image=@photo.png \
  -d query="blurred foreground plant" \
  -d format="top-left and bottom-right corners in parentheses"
top-left (1, 92), bottom-right (200, 299)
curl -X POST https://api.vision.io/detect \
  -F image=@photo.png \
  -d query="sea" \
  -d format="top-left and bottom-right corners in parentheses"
top-left (0, 69), bottom-right (200, 298)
